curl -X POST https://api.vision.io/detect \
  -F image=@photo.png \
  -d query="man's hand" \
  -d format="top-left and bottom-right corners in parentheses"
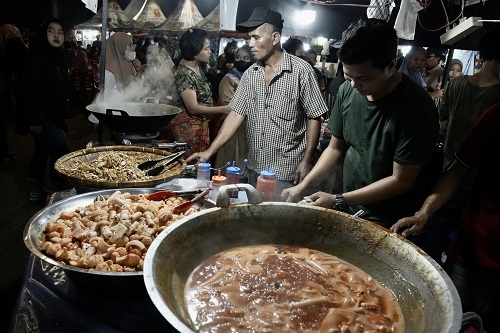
top-left (293, 159), bottom-right (315, 185)
top-left (281, 185), bottom-right (305, 203)
top-left (390, 211), bottom-right (430, 238)
top-left (306, 191), bottom-right (336, 208)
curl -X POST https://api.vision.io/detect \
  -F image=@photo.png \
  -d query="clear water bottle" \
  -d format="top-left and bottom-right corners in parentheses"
top-left (196, 158), bottom-right (211, 188)
top-left (256, 166), bottom-right (277, 202)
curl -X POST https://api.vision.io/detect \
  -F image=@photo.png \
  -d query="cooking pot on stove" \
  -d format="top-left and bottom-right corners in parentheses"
top-left (86, 98), bottom-right (182, 133)
top-left (144, 184), bottom-right (462, 332)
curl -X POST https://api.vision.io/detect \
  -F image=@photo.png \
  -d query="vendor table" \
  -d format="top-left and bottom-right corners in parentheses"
top-left (9, 179), bottom-right (250, 333)
top-left (8, 254), bottom-right (178, 333)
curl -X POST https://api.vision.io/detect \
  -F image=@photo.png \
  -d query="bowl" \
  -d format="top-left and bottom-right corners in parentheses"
top-left (143, 199), bottom-right (462, 332)
top-left (54, 146), bottom-right (186, 191)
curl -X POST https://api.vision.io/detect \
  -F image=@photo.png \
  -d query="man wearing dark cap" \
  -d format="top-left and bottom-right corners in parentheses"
top-left (187, 7), bottom-right (327, 200)
top-left (424, 48), bottom-right (446, 92)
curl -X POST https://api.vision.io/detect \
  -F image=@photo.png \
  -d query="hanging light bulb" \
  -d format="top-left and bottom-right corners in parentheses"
top-left (297, 2), bottom-right (316, 25)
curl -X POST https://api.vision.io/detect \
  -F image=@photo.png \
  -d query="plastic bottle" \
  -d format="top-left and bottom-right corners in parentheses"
top-left (210, 170), bottom-right (227, 201)
top-left (256, 166), bottom-right (277, 202)
top-left (197, 158), bottom-right (211, 188)
top-left (226, 161), bottom-right (241, 198)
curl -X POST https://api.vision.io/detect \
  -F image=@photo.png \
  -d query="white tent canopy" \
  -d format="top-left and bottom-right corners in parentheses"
top-left (76, 0), bottom-right (132, 29)
top-left (153, 0), bottom-right (204, 32)
top-left (123, 0), bottom-right (146, 20)
top-left (131, 0), bottom-right (167, 29)
top-left (193, 4), bottom-right (220, 32)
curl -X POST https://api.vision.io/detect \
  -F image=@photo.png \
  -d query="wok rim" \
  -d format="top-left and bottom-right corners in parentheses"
top-left (86, 102), bottom-right (182, 117)
top-left (143, 202), bottom-right (463, 333)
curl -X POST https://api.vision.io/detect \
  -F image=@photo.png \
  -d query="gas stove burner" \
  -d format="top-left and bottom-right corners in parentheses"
top-left (114, 131), bottom-right (160, 145)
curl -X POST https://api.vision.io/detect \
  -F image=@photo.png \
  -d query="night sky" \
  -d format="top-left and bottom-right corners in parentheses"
top-left (1, 0), bottom-right (499, 49)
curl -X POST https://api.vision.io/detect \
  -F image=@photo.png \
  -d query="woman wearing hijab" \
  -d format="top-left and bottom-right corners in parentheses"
top-left (448, 58), bottom-right (463, 80)
top-left (102, 31), bottom-right (140, 99)
top-left (88, 32), bottom-right (141, 140)
top-left (17, 18), bottom-right (84, 201)
top-left (213, 44), bottom-right (254, 175)
top-left (399, 46), bottom-right (427, 88)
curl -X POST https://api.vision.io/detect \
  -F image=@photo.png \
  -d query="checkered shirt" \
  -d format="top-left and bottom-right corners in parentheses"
top-left (229, 51), bottom-right (327, 181)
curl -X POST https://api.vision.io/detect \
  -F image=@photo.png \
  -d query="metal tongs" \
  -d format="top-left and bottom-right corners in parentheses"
top-left (138, 150), bottom-right (185, 171)
top-left (144, 151), bottom-right (186, 177)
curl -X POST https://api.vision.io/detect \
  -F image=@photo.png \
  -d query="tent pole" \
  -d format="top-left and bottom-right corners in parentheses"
top-left (99, 0), bottom-right (108, 100)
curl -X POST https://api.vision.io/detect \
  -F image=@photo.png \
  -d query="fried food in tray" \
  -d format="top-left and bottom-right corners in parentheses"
top-left (55, 146), bottom-right (186, 188)
top-left (39, 190), bottom-right (202, 273)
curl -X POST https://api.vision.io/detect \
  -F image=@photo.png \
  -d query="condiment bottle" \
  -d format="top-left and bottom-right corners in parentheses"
top-left (256, 166), bottom-right (277, 202)
top-left (197, 158), bottom-right (211, 188)
top-left (226, 161), bottom-right (241, 198)
top-left (210, 170), bottom-right (227, 201)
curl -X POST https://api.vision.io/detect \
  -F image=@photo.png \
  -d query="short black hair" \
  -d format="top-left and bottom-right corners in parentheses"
top-left (179, 28), bottom-right (208, 61)
top-left (338, 19), bottom-right (398, 70)
top-left (305, 49), bottom-right (318, 57)
top-left (478, 28), bottom-right (500, 61)
top-left (282, 38), bottom-right (303, 56)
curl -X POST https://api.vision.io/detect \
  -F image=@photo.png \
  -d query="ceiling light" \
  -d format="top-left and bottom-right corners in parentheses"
top-left (296, 2), bottom-right (316, 25)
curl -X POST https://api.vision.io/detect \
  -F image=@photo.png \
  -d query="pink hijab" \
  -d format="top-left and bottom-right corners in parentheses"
top-left (104, 32), bottom-right (136, 90)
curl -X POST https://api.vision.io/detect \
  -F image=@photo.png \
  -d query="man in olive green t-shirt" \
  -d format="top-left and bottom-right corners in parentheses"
top-left (283, 19), bottom-right (438, 229)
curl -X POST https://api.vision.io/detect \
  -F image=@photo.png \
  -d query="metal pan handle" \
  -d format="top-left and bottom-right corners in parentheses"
top-left (105, 109), bottom-right (130, 116)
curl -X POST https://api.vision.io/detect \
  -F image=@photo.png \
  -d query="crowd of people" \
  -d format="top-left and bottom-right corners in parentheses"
top-left (1, 6), bottom-right (499, 330)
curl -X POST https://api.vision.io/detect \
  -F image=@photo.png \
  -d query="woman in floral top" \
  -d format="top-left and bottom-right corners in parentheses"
top-left (167, 28), bottom-right (230, 158)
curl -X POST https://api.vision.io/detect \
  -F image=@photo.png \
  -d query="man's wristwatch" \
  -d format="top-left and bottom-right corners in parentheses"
top-left (333, 193), bottom-right (347, 212)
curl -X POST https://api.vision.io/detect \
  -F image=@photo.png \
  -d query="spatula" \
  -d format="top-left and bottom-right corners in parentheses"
top-left (138, 150), bottom-right (185, 171)
top-left (145, 151), bottom-right (186, 177)
top-left (172, 188), bottom-right (210, 214)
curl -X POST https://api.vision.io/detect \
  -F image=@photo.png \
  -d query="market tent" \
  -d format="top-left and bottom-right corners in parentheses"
top-left (152, 0), bottom-right (204, 32)
top-left (193, 4), bottom-right (220, 32)
top-left (123, 0), bottom-right (145, 19)
top-left (76, 0), bottom-right (132, 29)
top-left (131, 0), bottom-right (167, 29)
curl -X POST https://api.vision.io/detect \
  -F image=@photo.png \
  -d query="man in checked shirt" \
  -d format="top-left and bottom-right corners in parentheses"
top-left (187, 7), bottom-right (327, 200)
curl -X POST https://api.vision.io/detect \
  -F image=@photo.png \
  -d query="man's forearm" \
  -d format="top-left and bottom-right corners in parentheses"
top-left (303, 118), bottom-right (321, 162)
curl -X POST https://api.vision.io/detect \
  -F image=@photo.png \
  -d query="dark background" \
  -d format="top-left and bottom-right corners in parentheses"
top-left (1, 0), bottom-right (499, 49)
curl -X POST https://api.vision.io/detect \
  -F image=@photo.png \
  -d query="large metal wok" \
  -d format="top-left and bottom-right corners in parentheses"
top-left (86, 101), bottom-right (182, 133)
top-left (144, 184), bottom-right (462, 333)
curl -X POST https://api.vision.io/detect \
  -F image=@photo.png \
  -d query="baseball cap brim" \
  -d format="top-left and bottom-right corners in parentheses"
top-left (236, 7), bottom-right (283, 32)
